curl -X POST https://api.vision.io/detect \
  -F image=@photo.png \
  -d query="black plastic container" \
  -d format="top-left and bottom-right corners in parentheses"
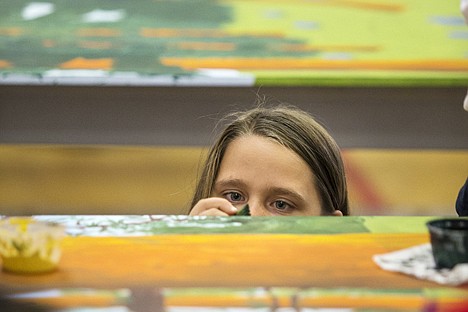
top-left (426, 218), bottom-right (468, 269)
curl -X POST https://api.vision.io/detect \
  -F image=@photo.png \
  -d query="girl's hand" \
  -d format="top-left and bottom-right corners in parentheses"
top-left (189, 197), bottom-right (238, 216)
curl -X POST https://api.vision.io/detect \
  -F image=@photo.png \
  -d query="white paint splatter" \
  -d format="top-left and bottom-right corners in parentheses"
top-left (82, 9), bottom-right (126, 23)
top-left (22, 2), bottom-right (55, 20)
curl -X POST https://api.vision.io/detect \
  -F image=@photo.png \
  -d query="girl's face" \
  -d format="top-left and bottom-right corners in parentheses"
top-left (211, 135), bottom-right (324, 216)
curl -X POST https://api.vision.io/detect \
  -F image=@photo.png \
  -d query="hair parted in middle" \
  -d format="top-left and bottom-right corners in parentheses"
top-left (190, 103), bottom-right (349, 216)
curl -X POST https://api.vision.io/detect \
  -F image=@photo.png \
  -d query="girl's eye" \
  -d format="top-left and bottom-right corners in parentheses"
top-left (274, 200), bottom-right (292, 212)
top-left (225, 192), bottom-right (245, 203)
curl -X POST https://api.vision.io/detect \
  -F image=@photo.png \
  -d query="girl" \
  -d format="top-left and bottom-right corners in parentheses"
top-left (189, 104), bottom-right (349, 217)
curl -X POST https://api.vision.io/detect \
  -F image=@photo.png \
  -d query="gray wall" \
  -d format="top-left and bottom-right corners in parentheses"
top-left (1, 85), bottom-right (467, 149)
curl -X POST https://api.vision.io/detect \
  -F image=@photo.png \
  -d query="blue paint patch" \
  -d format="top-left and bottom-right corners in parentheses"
top-left (263, 9), bottom-right (285, 19)
top-left (429, 16), bottom-right (465, 26)
top-left (450, 31), bottom-right (468, 40)
top-left (294, 20), bottom-right (319, 30)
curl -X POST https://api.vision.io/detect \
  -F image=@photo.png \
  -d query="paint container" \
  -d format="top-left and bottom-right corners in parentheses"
top-left (426, 218), bottom-right (468, 269)
top-left (0, 217), bottom-right (65, 274)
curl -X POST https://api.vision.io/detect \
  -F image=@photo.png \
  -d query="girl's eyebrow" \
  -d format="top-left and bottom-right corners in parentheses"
top-left (214, 178), bottom-right (246, 190)
top-left (266, 186), bottom-right (306, 204)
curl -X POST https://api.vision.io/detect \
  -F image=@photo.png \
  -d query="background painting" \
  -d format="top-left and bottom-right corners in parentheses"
top-left (0, 0), bottom-right (467, 86)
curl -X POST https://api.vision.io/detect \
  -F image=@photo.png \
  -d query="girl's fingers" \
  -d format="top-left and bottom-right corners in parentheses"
top-left (197, 208), bottom-right (231, 217)
top-left (189, 198), bottom-right (238, 216)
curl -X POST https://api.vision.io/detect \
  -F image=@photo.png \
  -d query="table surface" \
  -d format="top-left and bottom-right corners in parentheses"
top-left (1, 1), bottom-right (467, 87)
top-left (1, 215), bottom-right (467, 312)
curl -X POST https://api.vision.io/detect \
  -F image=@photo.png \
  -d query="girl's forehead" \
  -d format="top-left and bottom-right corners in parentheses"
top-left (225, 135), bottom-right (300, 160)
top-left (218, 135), bottom-right (315, 187)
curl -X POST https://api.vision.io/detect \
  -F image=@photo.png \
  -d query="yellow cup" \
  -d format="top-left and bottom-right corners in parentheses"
top-left (0, 217), bottom-right (65, 274)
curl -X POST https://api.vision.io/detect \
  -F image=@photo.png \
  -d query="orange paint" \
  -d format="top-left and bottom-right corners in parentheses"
top-left (42, 39), bottom-right (55, 48)
top-left (59, 57), bottom-right (113, 70)
top-left (160, 57), bottom-right (468, 71)
top-left (165, 295), bottom-right (272, 307)
top-left (140, 28), bottom-right (227, 38)
top-left (0, 233), bottom-right (431, 289)
top-left (172, 41), bottom-right (235, 51)
top-left (140, 27), bottom-right (283, 38)
top-left (278, 43), bottom-right (380, 52)
top-left (299, 295), bottom-right (424, 310)
top-left (222, 0), bottom-right (404, 12)
top-left (1, 231), bottom-right (467, 310)
top-left (0, 60), bottom-right (12, 68)
top-left (78, 40), bottom-right (113, 50)
top-left (19, 296), bottom-right (121, 309)
top-left (0, 27), bottom-right (23, 36)
top-left (328, 0), bottom-right (405, 12)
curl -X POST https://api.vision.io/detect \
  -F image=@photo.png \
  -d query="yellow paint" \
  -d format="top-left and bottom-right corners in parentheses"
top-left (2, 254), bottom-right (57, 274)
top-left (0, 145), bottom-right (466, 215)
top-left (344, 150), bottom-right (468, 215)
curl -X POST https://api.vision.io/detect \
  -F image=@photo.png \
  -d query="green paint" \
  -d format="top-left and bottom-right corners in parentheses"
top-left (36, 215), bottom-right (441, 236)
top-left (363, 216), bottom-right (438, 234)
top-left (235, 204), bottom-right (250, 216)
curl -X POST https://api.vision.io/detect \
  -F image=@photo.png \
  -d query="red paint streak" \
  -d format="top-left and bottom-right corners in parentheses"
top-left (342, 151), bottom-right (385, 213)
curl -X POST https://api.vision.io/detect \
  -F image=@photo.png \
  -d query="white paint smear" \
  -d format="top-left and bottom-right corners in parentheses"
top-left (22, 2), bottom-right (55, 20)
top-left (82, 9), bottom-right (126, 23)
